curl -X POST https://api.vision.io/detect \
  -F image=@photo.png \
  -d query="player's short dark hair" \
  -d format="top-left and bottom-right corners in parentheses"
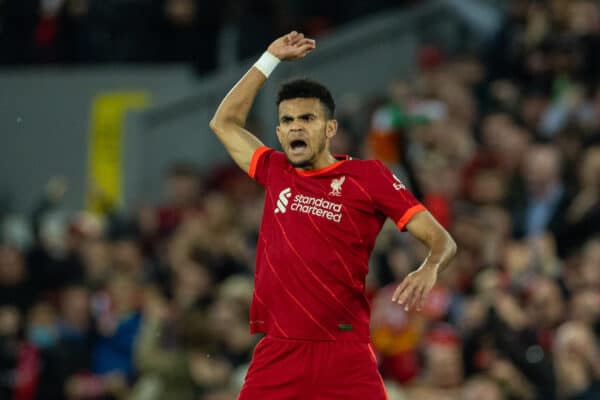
top-left (277, 79), bottom-right (335, 119)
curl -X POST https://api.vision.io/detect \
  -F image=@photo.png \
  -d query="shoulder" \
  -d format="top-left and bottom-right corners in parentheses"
top-left (270, 149), bottom-right (288, 161)
top-left (249, 147), bottom-right (291, 182)
top-left (342, 157), bottom-right (379, 168)
top-left (253, 147), bottom-right (289, 167)
top-left (345, 159), bottom-right (406, 191)
top-left (266, 149), bottom-right (290, 170)
top-left (342, 158), bottom-right (385, 175)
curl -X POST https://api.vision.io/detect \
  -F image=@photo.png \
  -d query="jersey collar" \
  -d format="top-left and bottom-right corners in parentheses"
top-left (295, 154), bottom-right (350, 177)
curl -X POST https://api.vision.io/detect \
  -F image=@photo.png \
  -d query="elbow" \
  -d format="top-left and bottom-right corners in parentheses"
top-left (209, 117), bottom-right (220, 133)
top-left (447, 234), bottom-right (458, 260)
top-left (209, 116), bottom-right (237, 135)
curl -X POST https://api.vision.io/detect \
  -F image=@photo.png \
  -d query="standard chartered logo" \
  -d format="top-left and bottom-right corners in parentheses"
top-left (274, 188), bottom-right (292, 213)
top-left (274, 187), bottom-right (343, 222)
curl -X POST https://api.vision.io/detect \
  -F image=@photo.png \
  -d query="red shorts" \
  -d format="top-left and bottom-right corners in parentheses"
top-left (238, 336), bottom-right (388, 400)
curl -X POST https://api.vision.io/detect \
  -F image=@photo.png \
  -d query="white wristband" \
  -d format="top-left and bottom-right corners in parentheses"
top-left (254, 51), bottom-right (281, 78)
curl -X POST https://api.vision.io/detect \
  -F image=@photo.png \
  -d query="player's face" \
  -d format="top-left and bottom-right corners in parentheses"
top-left (276, 98), bottom-right (337, 168)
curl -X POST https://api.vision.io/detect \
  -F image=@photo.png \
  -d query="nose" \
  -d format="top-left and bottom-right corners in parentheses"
top-left (289, 121), bottom-right (303, 132)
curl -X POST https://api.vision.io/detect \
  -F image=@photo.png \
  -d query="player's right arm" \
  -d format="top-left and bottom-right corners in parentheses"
top-left (209, 31), bottom-right (316, 174)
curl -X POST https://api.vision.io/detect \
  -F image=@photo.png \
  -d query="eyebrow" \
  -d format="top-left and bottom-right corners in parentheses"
top-left (280, 113), bottom-right (317, 120)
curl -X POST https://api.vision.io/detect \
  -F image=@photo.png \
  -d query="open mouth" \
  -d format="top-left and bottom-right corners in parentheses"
top-left (290, 139), bottom-right (308, 152)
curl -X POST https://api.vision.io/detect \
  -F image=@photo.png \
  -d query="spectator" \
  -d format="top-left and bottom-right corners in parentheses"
top-left (553, 321), bottom-right (600, 400)
top-left (92, 275), bottom-right (141, 382)
top-left (0, 245), bottom-right (35, 312)
top-left (130, 288), bottom-right (196, 400)
top-left (36, 285), bottom-right (93, 399)
top-left (0, 305), bottom-right (23, 399)
top-left (158, 0), bottom-right (222, 72)
top-left (156, 163), bottom-right (203, 238)
top-left (556, 146), bottom-right (600, 256)
top-left (3, 1), bottom-right (600, 397)
top-left (510, 143), bottom-right (570, 238)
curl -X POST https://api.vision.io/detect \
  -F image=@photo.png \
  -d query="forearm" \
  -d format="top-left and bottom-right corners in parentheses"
top-left (395, 211), bottom-right (457, 310)
top-left (421, 230), bottom-right (456, 273)
top-left (405, 211), bottom-right (457, 273)
top-left (208, 32), bottom-right (314, 172)
top-left (208, 64), bottom-right (270, 172)
top-left (210, 67), bottom-right (267, 131)
top-left (211, 32), bottom-right (312, 133)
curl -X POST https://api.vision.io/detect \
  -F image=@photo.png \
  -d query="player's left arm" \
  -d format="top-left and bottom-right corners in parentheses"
top-left (392, 211), bottom-right (457, 311)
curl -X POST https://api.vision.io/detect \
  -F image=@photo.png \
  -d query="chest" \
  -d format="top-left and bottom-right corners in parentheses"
top-left (265, 169), bottom-right (376, 224)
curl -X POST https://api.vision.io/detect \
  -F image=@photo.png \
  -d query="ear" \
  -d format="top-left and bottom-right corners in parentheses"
top-left (325, 119), bottom-right (338, 139)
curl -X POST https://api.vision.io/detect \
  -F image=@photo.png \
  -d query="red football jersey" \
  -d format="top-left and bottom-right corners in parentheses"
top-left (248, 146), bottom-right (426, 342)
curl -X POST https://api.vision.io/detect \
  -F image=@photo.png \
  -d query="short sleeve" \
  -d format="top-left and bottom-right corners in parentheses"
top-left (367, 160), bottom-right (427, 231)
top-left (248, 146), bottom-right (281, 186)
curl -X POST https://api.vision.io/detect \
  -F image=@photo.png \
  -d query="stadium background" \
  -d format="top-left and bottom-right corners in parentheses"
top-left (0, 0), bottom-right (599, 399)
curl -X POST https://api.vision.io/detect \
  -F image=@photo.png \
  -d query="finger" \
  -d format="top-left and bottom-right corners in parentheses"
top-left (294, 44), bottom-right (316, 58)
top-left (397, 284), bottom-right (415, 308)
top-left (298, 42), bottom-right (315, 51)
top-left (294, 40), bottom-right (316, 52)
top-left (414, 287), bottom-right (426, 311)
top-left (418, 285), bottom-right (433, 311)
top-left (397, 284), bottom-right (414, 306)
top-left (403, 284), bottom-right (420, 311)
top-left (296, 38), bottom-right (315, 48)
top-left (409, 282), bottom-right (426, 309)
top-left (288, 33), bottom-right (303, 45)
top-left (392, 280), bottom-right (409, 302)
top-left (412, 285), bottom-right (426, 311)
top-left (285, 31), bottom-right (299, 44)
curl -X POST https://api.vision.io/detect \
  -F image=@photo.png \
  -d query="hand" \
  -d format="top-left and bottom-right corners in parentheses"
top-left (392, 264), bottom-right (438, 311)
top-left (267, 31), bottom-right (316, 61)
top-left (494, 293), bottom-right (528, 331)
top-left (489, 359), bottom-right (536, 400)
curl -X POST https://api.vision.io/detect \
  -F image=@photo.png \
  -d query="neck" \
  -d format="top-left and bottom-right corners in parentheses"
top-left (301, 152), bottom-right (337, 171)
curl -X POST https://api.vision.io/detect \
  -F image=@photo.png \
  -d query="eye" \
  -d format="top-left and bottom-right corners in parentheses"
top-left (281, 116), bottom-right (293, 124)
top-left (300, 114), bottom-right (314, 121)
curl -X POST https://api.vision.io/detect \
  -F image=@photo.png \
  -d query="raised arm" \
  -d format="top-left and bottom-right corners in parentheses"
top-left (392, 211), bottom-right (457, 311)
top-left (209, 31), bottom-right (316, 173)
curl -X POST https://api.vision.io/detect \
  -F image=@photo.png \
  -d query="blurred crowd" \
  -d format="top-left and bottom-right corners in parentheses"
top-left (361, 1), bottom-right (600, 399)
top-left (1, 0), bottom-right (600, 399)
top-left (0, 0), bottom-right (413, 71)
top-left (1, 162), bottom-right (264, 400)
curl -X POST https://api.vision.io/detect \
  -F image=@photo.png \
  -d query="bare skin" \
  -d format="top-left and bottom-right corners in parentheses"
top-left (276, 97), bottom-right (338, 169)
top-left (209, 31), bottom-right (457, 312)
top-left (395, 212), bottom-right (457, 311)
top-left (209, 31), bottom-right (316, 172)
